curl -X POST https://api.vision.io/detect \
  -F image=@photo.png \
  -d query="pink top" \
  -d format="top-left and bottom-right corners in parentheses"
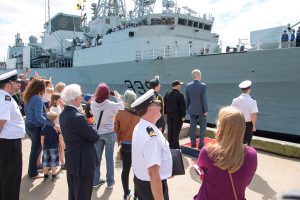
top-left (195, 146), bottom-right (257, 200)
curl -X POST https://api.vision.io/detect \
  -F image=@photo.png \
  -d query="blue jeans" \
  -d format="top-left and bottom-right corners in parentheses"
top-left (26, 126), bottom-right (42, 177)
top-left (93, 132), bottom-right (116, 186)
top-left (190, 115), bottom-right (207, 147)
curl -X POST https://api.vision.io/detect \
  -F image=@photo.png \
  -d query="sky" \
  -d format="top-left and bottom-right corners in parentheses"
top-left (0, 0), bottom-right (299, 61)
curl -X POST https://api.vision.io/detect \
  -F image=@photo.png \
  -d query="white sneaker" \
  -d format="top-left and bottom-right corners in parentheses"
top-left (93, 179), bottom-right (105, 188)
top-left (106, 181), bottom-right (115, 189)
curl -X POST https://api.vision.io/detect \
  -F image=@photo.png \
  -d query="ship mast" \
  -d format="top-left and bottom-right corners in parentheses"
top-left (91, 0), bottom-right (126, 20)
top-left (131, 0), bottom-right (156, 18)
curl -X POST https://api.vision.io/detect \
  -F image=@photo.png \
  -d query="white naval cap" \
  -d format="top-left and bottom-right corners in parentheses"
top-left (0, 70), bottom-right (21, 84)
top-left (131, 89), bottom-right (161, 111)
top-left (239, 80), bottom-right (252, 89)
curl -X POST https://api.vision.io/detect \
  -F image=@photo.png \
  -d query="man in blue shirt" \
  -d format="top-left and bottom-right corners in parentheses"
top-left (281, 30), bottom-right (289, 48)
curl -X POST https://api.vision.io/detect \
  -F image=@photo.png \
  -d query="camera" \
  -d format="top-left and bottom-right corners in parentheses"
top-left (109, 91), bottom-right (115, 96)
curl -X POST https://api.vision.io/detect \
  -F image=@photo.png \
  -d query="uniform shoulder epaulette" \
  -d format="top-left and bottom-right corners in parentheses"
top-left (251, 96), bottom-right (256, 100)
top-left (146, 126), bottom-right (157, 137)
top-left (5, 95), bottom-right (11, 101)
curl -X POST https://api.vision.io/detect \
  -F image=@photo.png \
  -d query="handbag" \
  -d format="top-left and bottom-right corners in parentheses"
top-left (96, 110), bottom-right (104, 131)
top-left (170, 149), bottom-right (185, 176)
top-left (228, 171), bottom-right (238, 200)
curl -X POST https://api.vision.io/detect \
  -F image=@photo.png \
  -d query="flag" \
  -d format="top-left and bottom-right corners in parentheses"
top-left (34, 71), bottom-right (40, 78)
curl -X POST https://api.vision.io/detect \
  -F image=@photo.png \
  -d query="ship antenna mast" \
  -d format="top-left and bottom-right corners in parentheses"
top-left (91, 0), bottom-right (126, 20)
top-left (131, 0), bottom-right (156, 18)
top-left (48, 0), bottom-right (50, 22)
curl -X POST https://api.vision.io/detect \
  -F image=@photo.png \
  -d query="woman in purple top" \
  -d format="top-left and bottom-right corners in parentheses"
top-left (194, 106), bottom-right (257, 200)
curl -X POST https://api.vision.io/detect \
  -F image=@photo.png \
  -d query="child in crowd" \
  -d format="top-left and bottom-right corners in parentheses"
top-left (43, 79), bottom-right (54, 111)
top-left (41, 111), bottom-right (60, 181)
top-left (49, 93), bottom-right (65, 169)
top-left (84, 94), bottom-right (94, 124)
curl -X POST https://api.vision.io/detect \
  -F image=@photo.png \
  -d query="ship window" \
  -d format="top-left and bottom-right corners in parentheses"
top-left (50, 14), bottom-right (82, 32)
top-left (204, 24), bottom-right (211, 31)
top-left (178, 18), bottom-right (187, 25)
top-left (199, 23), bottom-right (203, 29)
top-left (193, 21), bottom-right (199, 27)
top-left (105, 18), bottom-right (110, 24)
top-left (151, 18), bottom-right (161, 25)
top-left (188, 20), bottom-right (193, 26)
top-left (161, 17), bottom-right (175, 25)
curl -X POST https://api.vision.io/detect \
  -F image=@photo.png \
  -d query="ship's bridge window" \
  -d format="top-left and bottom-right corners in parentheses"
top-left (151, 18), bottom-right (162, 25)
top-left (199, 23), bottom-right (203, 29)
top-left (105, 18), bottom-right (110, 24)
top-left (188, 20), bottom-right (193, 27)
top-left (178, 18), bottom-right (187, 25)
top-left (193, 21), bottom-right (199, 28)
top-left (161, 17), bottom-right (175, 25)
top-left (204, 24), bottom-right (211, 31)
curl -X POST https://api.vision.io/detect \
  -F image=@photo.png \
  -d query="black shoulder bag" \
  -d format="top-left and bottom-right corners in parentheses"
top-left (96, 111), bottom-right (104, 131)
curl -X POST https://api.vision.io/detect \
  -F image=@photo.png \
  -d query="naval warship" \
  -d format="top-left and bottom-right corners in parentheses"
top-left (3, 0), bottom-right (300, 138)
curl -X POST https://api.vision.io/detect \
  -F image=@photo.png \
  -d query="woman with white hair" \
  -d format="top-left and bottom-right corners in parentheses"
top-left (59, 84), bottom-right (100, 200)
top-left (114, 90), bottom-right (140, 200)
top-left (193, 106), bottom-right (257, 200)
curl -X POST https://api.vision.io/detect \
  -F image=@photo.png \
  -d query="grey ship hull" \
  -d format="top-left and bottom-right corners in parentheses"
top-left (17, 47), bottom-right (300, 136)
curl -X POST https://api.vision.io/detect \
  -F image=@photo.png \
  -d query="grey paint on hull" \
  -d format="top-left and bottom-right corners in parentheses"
top-left (13, 47), bottom-right (300, 135)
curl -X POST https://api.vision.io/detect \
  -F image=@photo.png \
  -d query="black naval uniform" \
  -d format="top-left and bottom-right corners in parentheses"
top-left (154, 92), bottom-right (166, 132)
top-left (164, 89), bottom-right (186, 149)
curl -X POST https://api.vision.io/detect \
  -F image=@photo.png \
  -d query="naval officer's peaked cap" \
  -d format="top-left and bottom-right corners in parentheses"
top-left (131, 89), bottom-right (161, 111)
top-left (0, 70), bottom-right (21, 84)
top-left (239, 80), bottom-right (252, 89)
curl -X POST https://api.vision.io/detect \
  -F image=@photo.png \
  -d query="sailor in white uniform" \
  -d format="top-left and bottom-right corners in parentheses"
top-left (0, 70), bottom-right (25, 200)
top-left (231, 80), bottom-right (259, 145)
top-left (131, 89), bottom-right (172, 200)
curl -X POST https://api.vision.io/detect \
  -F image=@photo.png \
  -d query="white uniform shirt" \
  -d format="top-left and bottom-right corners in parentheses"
top-left (231, 93), bottom-right (259, 122)
top-left (132, 119), bottom-right (172, 181)
top-left (0, 90), bottom-right (25, 139)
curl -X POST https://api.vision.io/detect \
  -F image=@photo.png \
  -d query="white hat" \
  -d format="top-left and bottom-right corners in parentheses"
top-left (239, 80), bottom-right (252, 89)
top-left (0, 70), bottom-right (21, 84)
top-left (131, 89), bottom-right (161, 111)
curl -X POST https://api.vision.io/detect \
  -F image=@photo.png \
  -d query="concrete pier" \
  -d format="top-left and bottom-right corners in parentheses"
top-left (19, 131), bottom-right (300, 200)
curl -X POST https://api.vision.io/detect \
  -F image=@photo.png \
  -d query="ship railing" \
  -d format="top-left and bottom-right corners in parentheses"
top-left (135, 45), bottom-right (216, 60)
top-left (249, 41), bottom-right (297, 50)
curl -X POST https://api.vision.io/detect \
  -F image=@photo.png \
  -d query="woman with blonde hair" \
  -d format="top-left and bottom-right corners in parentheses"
top-left (114, 90), bottom-right (140, 200)
top-left (55, 82), bottom-right (65, 94)
top-left (24, 78), bottom-right (60, 178)
top-left (194, 106), bottom-right (257, 200)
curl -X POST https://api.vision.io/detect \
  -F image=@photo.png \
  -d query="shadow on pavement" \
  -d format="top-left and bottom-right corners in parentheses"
top-left (92, 187), bottom-right (113, 199)
top-left (248, 173), bottom-right (276, 200)
top-left (20, 176), bottom-right (55, 200)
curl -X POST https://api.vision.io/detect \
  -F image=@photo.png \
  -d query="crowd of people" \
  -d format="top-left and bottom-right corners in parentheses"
top-left (0, 68), bottom-right (260, 200)
top-left (281, 26), bottom-right (300, 47)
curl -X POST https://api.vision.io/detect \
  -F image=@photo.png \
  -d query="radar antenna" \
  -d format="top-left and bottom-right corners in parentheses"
top-left (182, 6), bottom-right (197, 15)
